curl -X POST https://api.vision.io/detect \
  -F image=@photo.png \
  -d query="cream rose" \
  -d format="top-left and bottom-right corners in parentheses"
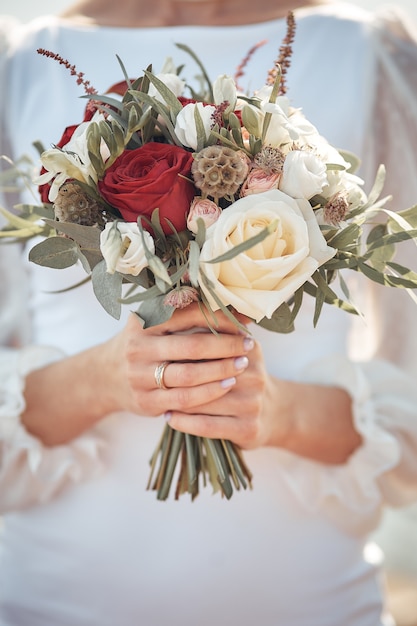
top-left (199, 189), bottom-right (336, 322)
top-left (100, 221), bottom-right (154, 276)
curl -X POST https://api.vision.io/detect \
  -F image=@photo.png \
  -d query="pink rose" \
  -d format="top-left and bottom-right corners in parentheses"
top-left (186, 197), bottom-right (222, 234)
top-left (240, 168), bottom-right (281, 197)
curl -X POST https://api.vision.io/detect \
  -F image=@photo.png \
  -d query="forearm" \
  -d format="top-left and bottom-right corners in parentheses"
top-left (271, 378), bottom-right (362, 464)
top-left (21, 342), bottom-right (119, 446)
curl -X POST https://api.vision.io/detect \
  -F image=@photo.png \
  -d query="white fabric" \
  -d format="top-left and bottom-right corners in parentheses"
top-left (1, 3), bottom-right (417, 624)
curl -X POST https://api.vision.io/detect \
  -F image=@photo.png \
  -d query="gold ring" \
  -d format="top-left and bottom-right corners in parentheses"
top-left (154, 361), bottom-right (170, 390)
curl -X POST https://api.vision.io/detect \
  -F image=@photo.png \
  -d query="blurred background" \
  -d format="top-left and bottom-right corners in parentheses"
top-left (0, 0), bottom-right (416, 23)
top-left (1, 0), bottom-right (417, 624)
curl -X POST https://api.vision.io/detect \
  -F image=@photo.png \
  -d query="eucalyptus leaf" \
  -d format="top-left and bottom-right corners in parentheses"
top-left (137, 294), bottom-right (175, 328)
top-left (91, 259), bottom-right (123, 319)
top-left (42, 219), bottom-right (103, 269)
top-left (29, 236), bottom-right (80, 269)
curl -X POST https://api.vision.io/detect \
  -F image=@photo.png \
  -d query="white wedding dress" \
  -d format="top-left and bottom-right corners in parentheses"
top-left (1, 3), bottom-right (417, 625)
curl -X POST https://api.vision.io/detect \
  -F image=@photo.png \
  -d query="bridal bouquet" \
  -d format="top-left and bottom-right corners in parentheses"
top-left (2, 14), bottom-right (417, 500)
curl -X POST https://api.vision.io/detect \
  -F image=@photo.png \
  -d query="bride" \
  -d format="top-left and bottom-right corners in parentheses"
top-left (1, 1), bottom-right (417, 624)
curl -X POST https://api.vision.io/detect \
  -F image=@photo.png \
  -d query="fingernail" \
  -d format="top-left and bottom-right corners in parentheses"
top-left (234, 356), bottom-right (249, 370)
top-left (243, 337), bottom-right (254, 351)
top-left (221, 377), bottom-right (236, 389)
top-left (164, 411), bottom-right (172, 421)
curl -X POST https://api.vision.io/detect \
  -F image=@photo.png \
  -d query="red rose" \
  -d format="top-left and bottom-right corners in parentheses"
top-left (98, 142), bottom-right (196, 234)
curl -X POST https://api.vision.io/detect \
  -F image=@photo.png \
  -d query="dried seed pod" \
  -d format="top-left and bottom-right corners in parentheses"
top-left (53, 182), bottom-right (105, 226)
top-left (191, 145), bottom-right (249, 200)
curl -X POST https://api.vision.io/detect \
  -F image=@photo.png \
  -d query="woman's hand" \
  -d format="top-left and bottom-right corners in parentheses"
top-left (104, 305), bottom-right (254, 418)
top-left (164, 333), bottom-right (362, 464)
top-left (162, 336), bottom-right (285, 449)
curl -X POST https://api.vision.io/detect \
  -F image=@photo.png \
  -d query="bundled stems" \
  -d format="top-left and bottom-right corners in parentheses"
top-left (147, 424), bottom-right (253, 501)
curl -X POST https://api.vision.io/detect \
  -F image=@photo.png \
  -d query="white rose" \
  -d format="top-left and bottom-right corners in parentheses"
top-left (35, 112), bottom-right (108, 202)
top-left (279, 150), bottom-right (328, 199)
top-left (213, 74), bottom-right (237, 114)
top-left (174, 102), bottom-right (216, 150)
top-left (243, 100), bottom-right (292, 147)
top-left (149, 72), bottom-right (186, 102)
top-left (100, 221), bottom-right (154, 276)
top-left (199, 189), bottom-right (336, 322)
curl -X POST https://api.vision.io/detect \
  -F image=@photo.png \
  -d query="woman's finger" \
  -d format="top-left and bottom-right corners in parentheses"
top-left (152, 355), bottom-right (249, 390)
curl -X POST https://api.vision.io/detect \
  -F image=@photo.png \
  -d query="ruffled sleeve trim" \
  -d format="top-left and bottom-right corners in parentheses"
top-left (0, 346), bottom-right (107, 512)
top-left (275, 354), bottom-right (417, 534)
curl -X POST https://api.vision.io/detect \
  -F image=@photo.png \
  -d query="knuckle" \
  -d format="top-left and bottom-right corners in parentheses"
top-left (240, 414), bottom-right (261, 448)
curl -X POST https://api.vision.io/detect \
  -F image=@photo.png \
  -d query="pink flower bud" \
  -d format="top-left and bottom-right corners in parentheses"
top-left (187, 197), bottom-right (222, 234)
top-left (240, 168), bottom-right (281, 197)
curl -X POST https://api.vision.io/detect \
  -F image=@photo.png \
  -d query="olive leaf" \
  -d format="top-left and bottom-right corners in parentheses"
top-left (258, 302), bottom-right (295, 333)
top-left (205, 219), bottom-right (278, 264)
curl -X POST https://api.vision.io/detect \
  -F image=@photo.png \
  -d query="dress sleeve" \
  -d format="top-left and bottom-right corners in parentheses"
top-left (0, 345), bottom-right (107, 513)
top-left (277, 8), bottom-right (417, 535)
top-left (0, 248), bottom-right (107, 513)
top-left (276, 353), bottom-right (417, 535)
